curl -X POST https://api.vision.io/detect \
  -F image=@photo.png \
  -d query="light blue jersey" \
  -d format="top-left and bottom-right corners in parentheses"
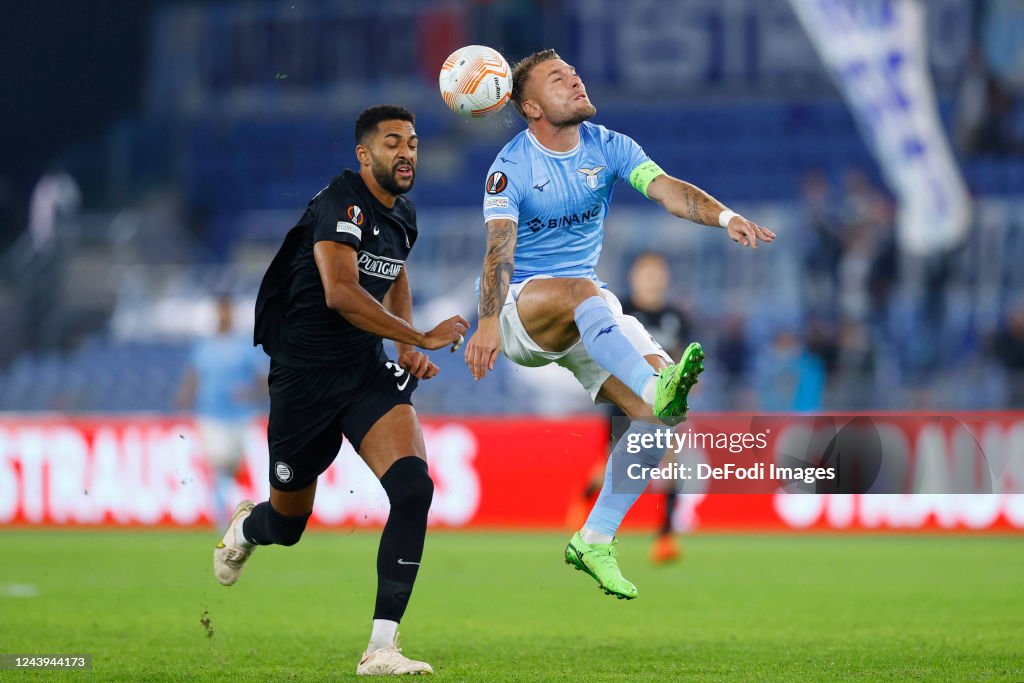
top-left (482, 121), bottom-right (655, 285)
top-left (190, 334), bottom-right (267, 421)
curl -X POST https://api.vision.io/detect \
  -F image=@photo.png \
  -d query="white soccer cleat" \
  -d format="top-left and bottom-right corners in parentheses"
top-left (357, 633), bottom-right (433, 676)
top-left (213, 500), bottom-right (256, 586)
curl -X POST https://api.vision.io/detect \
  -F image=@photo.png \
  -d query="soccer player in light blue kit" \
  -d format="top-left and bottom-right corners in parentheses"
top-left (464, 50), bottom-right (776, 599)
top-left (178, 295), bottom-right (268, 525)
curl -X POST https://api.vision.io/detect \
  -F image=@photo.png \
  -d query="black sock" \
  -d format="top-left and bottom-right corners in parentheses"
top-left (374, 457), bottom-right (434, 622)
top-left (659, 493), bottom-right (677, 536)
top-left (242, 502), bottom-right (310, 547)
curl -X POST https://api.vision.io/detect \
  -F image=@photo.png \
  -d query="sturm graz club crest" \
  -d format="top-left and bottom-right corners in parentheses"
top-left (274, 461), bottom-right (293, 483)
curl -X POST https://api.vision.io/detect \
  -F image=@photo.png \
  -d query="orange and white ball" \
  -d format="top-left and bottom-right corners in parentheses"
top-left (439, 45), bottom-right (512, 118)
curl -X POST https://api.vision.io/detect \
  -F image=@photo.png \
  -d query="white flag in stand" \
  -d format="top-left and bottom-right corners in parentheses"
top-left (789, 0), bottom-right (971, 256)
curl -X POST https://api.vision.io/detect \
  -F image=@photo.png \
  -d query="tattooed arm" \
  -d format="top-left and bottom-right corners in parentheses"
top-left (477, 219), bottom-right (517, 319)
top-left (464, 218), bottom-right (517, 380)
top-left (646, 175), bottom-right (776, 249)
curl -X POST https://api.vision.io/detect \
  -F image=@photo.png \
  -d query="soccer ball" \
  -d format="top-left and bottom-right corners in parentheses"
top-left (438, 45), bottom-right (512, 118)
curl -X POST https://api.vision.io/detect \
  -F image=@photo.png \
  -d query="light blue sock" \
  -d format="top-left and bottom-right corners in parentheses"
top-left (574, 296), bottom-right (656, 398)
top-left (584, 420), bottom-right (666, 539)
top-left (214, 471), bottom-right (235, 526)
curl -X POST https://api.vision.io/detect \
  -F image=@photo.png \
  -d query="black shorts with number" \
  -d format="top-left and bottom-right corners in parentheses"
top-left (266, 343), bottom-right (418, 491)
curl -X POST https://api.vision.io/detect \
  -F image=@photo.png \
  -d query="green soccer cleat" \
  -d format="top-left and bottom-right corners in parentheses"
top-left (564, 531), bottom-right (638, 600)
top-left (653, 341), bottom-right (705, 425)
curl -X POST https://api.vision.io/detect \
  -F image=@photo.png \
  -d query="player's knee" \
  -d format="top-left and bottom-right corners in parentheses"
top-left (267, 505), bottom-right (310, 546)
top-left (381, 457), bottom-right (434, 517)
top-left (567, 278), bottom-right (602, 306)
top-left (397, 472), bottom-right (434, 518)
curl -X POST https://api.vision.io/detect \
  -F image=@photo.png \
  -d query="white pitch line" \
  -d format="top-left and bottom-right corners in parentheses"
top-left (1, 583), bottom-right (39, 598)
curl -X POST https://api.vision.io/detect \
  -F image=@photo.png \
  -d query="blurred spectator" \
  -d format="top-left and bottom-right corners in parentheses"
top-left (838, 168), bottom-right (889, 323)
top-left (989, 304), bottom-right (1024, 407)
top-left (837, 225), bottom-right (874, 323)
top-left (17, 169), bottom-right (82, 352)
top-left (955, 41), bottom-right (1024, 156)
top-left (955, 48), bottom-right (992, 152)
top-left (839, 167), bottom-right (883, 230)
top-left (867, 209), bottom-right (899, 330)
top-left (177, 295), bottom-right (267, 524)
top-left (921, 249), bottom-right (956, 344)
top-left (28, 169), bottom-right (80, 252)
top-left (981, 0), bottom-right (1024, 90)
top-left (805, 316), bottom-right (839, 377)
top-left (755, 330), bottom-right (825, 413)
top-left (971, 77), bottom-right (1024, 155)
top-left (832, 319), bottom-right (877, 409)
top-left (799, 170), bottom-right (842, 315)
top-left (716, 313), bottom-right (754, 410)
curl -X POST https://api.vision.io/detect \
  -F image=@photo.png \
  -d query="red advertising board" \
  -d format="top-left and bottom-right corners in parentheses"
top-left (0, 414), bottom-right (1021, 531)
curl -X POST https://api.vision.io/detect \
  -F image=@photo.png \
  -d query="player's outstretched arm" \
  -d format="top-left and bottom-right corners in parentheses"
top-left (465, 218), bottom-right (517, 380)
top-left (646, 174), bottom-right (776, 249)
top-left (314, 241), bottom-right (468, 351)
top-left (383, 264), bottom-right (441, 379)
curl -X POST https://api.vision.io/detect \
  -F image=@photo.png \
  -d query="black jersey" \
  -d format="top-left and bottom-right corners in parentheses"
top-left (254, 170), bottom-right (418, 369)
top-left (621, 300), bottom-right (691, 360)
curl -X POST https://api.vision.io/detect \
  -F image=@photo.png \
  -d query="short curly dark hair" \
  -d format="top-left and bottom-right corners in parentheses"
top-left (355, 105), bottom-right (416, 145)
top-left (510, 49), bottom-right (561, 120)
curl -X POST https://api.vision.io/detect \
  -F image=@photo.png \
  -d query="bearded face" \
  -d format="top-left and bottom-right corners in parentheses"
top-left (371, 151), bottom-right (415, 196)
top-left (361, 119), bottom-right (418, 196)
top-left (526, 59), bottom-right (597, 128)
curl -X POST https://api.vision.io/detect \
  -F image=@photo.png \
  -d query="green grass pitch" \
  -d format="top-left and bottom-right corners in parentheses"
top-left (1, 530), bottom-right (1021, 681)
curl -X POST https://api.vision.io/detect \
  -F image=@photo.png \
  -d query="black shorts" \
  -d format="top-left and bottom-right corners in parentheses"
top-left (266, 344), bottom-right (418, 491)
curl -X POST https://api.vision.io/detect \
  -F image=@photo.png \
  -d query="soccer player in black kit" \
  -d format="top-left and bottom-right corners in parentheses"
top-left (213, 105), bottom-right (468, 676)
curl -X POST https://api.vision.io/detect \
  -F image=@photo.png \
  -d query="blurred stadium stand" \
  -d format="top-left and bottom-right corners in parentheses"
top-left (2, 0), bottom-right (1023, 414)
